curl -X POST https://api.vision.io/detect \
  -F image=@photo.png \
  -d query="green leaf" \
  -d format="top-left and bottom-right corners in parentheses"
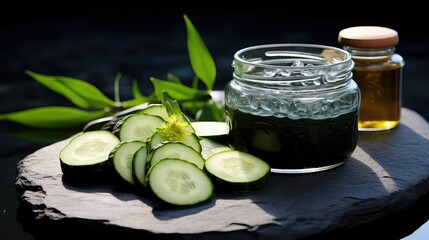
top-left (8, 128), bottom-right (81, 144)
top-left (161, 91), bottom-right (183, 117)
top-left (195, 99), bottom-right (225, 121)
top-left (121, 79), bottom-right (157, 108)
top-left (150, 77), bottom-right (211, 102)
top-left (26, 70), bottom-right (116, 109)
top-left (121, 98), bottom-right (144, 109)
top-left (191, 75), bottom-right (199, 89)
top-left (181, 100), bottom-right (207, 117)
top-left (131, 79), bottom-right (146, 101)
top-left (167, 73), bottom-right (182, 84)
top-left (0, 106), bottom-right (106, 129)
top-left (183, 14), bottom-right (216, 90)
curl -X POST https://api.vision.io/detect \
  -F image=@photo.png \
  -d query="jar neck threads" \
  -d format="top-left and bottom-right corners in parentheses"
top-left (343, 46), bottom-right (395, 62)
top-left (232, 44), bottom-right (354, 90)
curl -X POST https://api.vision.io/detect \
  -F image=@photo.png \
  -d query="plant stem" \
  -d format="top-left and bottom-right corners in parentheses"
top-left (114, 72), bottom-right (123, 102)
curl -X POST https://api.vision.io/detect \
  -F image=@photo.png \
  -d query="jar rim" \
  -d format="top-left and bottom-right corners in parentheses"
top-left (232, 43), bottom-right (354, 86)
top-left (233, 43), bottom-right (352, 69)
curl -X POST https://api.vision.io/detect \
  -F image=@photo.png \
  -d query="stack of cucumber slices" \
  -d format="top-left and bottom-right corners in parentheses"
top-left (59, 92), bottom-right (270, 206)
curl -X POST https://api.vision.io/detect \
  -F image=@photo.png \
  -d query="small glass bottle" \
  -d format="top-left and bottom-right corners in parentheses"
top-left (338, 26), bottom-right (405, 131)
top-left (225, 44), bottom-right (360, 174)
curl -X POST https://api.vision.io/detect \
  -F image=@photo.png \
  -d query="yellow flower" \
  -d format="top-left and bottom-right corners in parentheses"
top-left (157, 114), bottom-right (191, 142)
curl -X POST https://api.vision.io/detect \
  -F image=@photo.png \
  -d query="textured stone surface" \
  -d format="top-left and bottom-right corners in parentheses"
top-left (15, 108), bottom-right (429, 239)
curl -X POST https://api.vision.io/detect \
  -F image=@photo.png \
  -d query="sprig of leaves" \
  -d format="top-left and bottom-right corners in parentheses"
top-left (0, 14), bottom-right (225, 129)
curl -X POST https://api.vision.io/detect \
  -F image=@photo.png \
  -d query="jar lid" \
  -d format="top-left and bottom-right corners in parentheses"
top-left (338, 26), bottom-right (399, 48)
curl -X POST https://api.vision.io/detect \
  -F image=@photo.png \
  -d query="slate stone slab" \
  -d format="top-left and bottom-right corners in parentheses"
top-left (15, 108), bottom-right (429, 239)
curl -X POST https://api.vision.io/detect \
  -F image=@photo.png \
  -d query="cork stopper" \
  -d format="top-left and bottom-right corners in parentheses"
top-left (338, 26), bottom-right (399, 48)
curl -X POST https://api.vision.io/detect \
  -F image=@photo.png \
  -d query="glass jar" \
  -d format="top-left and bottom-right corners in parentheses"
top-left (338, 26), bottom-right (405, 131)
top-left (224, 43), bottom-right (360, 174)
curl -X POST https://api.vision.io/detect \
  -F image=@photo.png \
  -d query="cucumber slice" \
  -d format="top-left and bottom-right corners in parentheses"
top-left (100, 116), bottom-right (123, 132)
top-left (205, 150), bottom-right (270, 191)
top-left (199, 138), bottom-right (231, 160)
top-left (191, 121), bottom-right (229, 139)
top-left (113, 113), bottom-right (165, 142)
top-left (132, 145), bottom-right (148, 187)
top-left (149, 142), bottom-right (205, 170)
top-left (109, 140), bottom-right (145, 185)
top-left (59, 130), bottom-right (120, 179)
top-left (137, 104), bottom-right (169, 121)
top-left (149, 131), bottom-right (202, 153)
top-left (148, 158), bottom-right (213, 206)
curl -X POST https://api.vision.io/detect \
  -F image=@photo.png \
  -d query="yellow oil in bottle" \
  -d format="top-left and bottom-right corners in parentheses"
top-left (352, 62), bottom-right (402, 131)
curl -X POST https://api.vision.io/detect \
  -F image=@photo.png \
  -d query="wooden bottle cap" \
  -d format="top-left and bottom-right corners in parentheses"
top-left (338, 26), bottom-right (399, 48)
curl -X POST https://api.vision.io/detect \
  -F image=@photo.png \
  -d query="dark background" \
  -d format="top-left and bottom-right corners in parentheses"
top-left (1, 6), bottom-right (429, 239)
top-left (2, 6), bottom-right (428, 118)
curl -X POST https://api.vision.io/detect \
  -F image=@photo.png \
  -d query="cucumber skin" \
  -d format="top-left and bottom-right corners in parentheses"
top-left (60, 159), bottom-right (115, 183)
top-left (111, 114), bottom-right (130, 137)
top-left (148, 141), bottom-right (205, 170)
top-left (132, 146), bottom-right (149, 188)
top-left (136, 104), bottom-right (169, 121)
top-left (205, 169), bottom-right (270, 192)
